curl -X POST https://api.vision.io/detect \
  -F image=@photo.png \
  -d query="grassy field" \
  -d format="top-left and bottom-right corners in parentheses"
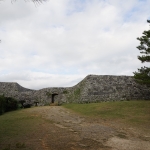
top-left (0, 101), bottom-right (150, 149)
top-left (63, 101), bottom-right (150, 129)
top-left (0, 108), bottom-right (51, 150)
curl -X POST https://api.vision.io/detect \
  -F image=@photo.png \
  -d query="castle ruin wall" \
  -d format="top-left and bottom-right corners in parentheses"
top-left (0, 75), bottom-right (150, 105)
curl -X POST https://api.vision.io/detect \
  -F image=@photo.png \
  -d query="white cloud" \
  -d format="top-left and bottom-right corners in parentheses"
top-left (0, 0), bottom-right (150, 89)
top-left (0, 71), bottom-right (85, 89)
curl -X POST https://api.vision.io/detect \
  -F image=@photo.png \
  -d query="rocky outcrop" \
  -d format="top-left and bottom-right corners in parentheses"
top-left (0, 75), bottom-right (150, 105)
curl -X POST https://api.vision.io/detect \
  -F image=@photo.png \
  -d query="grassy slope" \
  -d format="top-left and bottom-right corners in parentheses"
top-left (0, 108), bottom-right (50, 150)
top-left (63, 101), bottom-right (150, 129)
top-left (0, 101), bottom-right (150, 149)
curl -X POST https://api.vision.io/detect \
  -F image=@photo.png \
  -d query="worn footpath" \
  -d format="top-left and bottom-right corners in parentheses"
top-left (26, 106), bottom-right (150, 150)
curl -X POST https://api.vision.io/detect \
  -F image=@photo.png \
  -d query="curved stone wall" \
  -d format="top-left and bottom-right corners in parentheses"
top-left (65, 75), bottom-right (150, 103)
top-left (0, 75), bottom-right (150, 105)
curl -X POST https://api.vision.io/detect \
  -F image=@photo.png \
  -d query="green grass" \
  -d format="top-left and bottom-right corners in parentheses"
top-left (63, 101), bottom-right (150, 128)
top-left (0, 101), bottom-right (150, 149)
top-left (0, 108), bottom-right (47, 150)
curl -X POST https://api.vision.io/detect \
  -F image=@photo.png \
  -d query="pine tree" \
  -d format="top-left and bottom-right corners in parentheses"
top-left (133, 20), bottom-right (150, 85)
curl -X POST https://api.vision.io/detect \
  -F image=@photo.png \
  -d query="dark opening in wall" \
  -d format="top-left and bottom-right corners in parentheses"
top-left (51, 93), bottom-right (58, 103)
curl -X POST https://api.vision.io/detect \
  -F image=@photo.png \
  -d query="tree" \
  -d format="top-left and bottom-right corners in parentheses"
top-left (133, 20), bottom-right (150, 85)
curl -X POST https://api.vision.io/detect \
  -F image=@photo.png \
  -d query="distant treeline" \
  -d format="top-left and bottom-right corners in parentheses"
top-left (0, 95), bottom-right (19, 115)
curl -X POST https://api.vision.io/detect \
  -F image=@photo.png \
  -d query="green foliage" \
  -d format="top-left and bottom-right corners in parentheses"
top-left (0, 95), bottom-right (6, 115)
top-left (134, 66), bottom-right (150, 85)
top-left (23, 103), bottom-right (31, 108)
top-left (134, 20), bottom-right (150, 85)
top-left (0, 95), bottom-right (18, 115)
top-left (5, 97), bottom-right (18, 112)
top-left (136, 29), bottom-right (150, 63)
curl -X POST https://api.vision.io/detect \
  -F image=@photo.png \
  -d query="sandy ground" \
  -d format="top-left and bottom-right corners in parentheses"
top-left (26, 106), bottom-right (150, 150)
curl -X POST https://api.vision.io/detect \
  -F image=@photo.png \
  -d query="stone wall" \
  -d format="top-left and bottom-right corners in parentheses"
top-left (0, 82), bottom-right (69, 105)
top-left (65, 75), bottom-right (150, 103)
top-left (0, 75), bottom-right (150, 105)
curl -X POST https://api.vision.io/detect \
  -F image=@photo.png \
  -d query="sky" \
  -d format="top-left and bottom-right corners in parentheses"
top-left (0, 0), bottom-right (150, 90)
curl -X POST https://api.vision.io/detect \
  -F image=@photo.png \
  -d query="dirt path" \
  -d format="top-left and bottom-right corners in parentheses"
top-left (28, 106), bottom-right (150, 150)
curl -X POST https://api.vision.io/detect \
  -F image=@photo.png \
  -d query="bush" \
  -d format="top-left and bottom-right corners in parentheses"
top-left (0, 95), bottom-right (6, 115)
top-left (5, 97), bottom-right (18, 112)
top-left (0, 95), bottom-right (19, 115)
top-left (23, 103), bottom-right (31, 108)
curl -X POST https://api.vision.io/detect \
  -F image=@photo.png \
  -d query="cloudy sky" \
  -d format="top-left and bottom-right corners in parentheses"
top-left (0, 0), bottom-right (150, 90)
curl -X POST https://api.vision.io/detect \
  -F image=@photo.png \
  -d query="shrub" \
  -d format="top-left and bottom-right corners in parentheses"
top-left (5, 97), bottom-right (18, 112)
top-left (0, 95), bottom-right (19, 115)
top-left (23, 103), bottom-right (31, 108)
top-left (0, 95), bottom-right (6, 115)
